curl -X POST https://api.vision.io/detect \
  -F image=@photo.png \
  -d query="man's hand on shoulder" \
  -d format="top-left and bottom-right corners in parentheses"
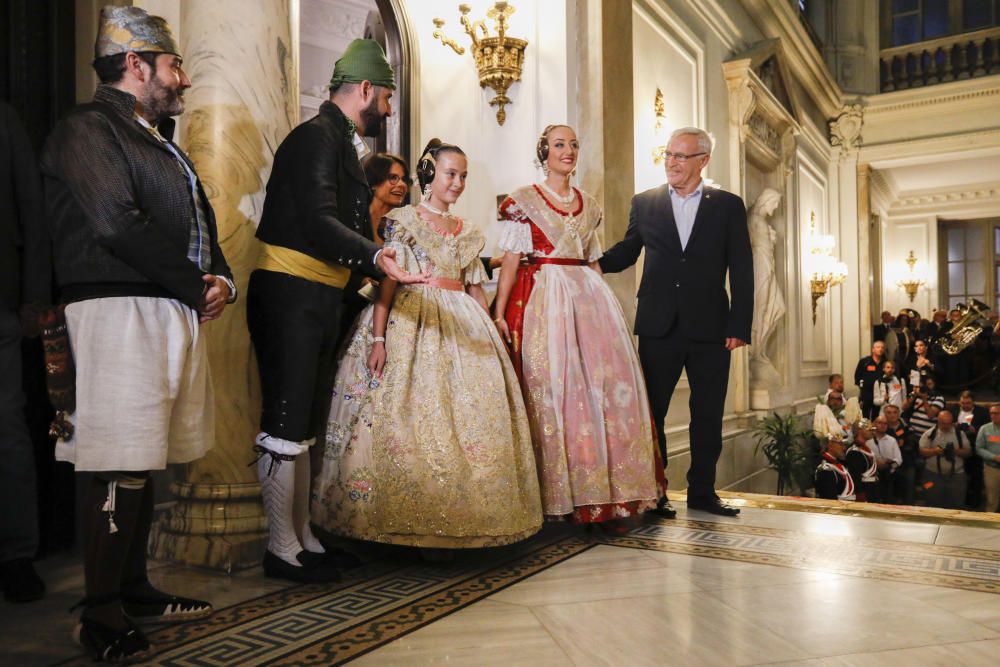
top-left (725, 337), bottom-right (747, 351)
top-left (199, 274), bottom-right (231, 322)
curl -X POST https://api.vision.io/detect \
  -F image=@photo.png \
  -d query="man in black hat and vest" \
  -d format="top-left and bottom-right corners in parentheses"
top-left (247, 38), bottom-right (425, 583)
top-left (41, 6), bottom-right (233, 661)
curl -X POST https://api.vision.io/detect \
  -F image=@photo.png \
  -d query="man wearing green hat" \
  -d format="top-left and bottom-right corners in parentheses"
top-left (247, 38), bottom-right (424, 584)
top-left (41, 5), bottom-right (233, 662)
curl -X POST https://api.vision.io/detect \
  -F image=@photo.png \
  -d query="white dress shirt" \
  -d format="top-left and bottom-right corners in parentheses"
top-left (669, 181), bottom-right (704, 250)
top-left (868, 434), bottom-right (903, 469)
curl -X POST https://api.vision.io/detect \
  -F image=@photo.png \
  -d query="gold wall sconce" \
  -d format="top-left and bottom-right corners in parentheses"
top-left (806, 212), bottom-right (847, 324)
top-left (652, 88), bottom-right (667, 164)
top-left (432, 2), bottom-right (528, 126)
top-left (896, 250), bottom-right (926, 302)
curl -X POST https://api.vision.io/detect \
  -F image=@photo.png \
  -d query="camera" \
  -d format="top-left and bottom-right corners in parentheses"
top-left (942, 442), bottom-right (956, 463)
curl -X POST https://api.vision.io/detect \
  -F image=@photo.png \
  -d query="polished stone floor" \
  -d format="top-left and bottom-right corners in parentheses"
top-left (5, 501), bottom-right (1000, 666)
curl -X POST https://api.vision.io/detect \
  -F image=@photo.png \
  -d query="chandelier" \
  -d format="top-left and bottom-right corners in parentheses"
top-left (807, 212), bottom-right (848, 325)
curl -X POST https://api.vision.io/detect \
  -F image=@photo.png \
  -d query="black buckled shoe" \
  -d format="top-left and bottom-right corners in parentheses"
top-left (72, 595), bottom-right (155, 664)
top-left (121, 580), bottom-right (212, 624)
top-left (263, 550), bottom-right (342, 584)
top-left (1, 557), bottom-right (45, 603)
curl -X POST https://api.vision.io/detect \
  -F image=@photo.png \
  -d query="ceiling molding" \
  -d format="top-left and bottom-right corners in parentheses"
top-left (687, 0), bottom-right (746, 52)
top-left (869, 168), bottom-right (896, 203)
top-left (866, 77), bottom-right (1000, 115)
top-left (860, 128), bottom-right (1000, 166)
top-left (890, 184), bottom-right (1000, 217)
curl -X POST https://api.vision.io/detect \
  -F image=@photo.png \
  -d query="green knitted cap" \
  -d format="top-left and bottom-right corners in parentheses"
top-left (330, 39), bottom-right (396, 90)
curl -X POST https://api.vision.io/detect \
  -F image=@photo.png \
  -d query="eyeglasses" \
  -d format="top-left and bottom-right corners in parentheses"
top-left (663, 151), bottom-right (707, 163)
top-left (385, 174), bottom-right (413, 186)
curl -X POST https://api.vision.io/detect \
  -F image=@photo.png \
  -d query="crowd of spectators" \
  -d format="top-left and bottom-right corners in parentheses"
top-left (812, 307), bottom-right (1000, 512)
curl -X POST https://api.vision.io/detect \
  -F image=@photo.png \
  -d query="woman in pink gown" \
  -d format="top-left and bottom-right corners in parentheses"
top-left (492, 125), bottom-right (663, 524)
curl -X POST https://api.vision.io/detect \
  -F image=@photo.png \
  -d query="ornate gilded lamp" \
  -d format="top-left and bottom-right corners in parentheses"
top-left (432, 2), bottom-right (528, 126)
top-left (806, 212), bottom-right (848, 324)
top-left (896, 250), bottom-right (926, 303)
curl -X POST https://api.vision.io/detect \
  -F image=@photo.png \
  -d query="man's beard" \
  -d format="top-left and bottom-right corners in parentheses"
top-left (141, 75), bottom-right (184, 123)
top-left (360, 95), bottom-right (386, 137)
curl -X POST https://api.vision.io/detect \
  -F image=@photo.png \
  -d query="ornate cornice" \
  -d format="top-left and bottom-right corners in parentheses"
top-left (895, 185), bottom-right (1000, 208)
top-left (866, 81), bottom-right (1000, 116)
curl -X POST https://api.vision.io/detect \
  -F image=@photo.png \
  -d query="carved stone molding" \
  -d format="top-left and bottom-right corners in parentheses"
top-left (830, 104), bottom-right (864, 155)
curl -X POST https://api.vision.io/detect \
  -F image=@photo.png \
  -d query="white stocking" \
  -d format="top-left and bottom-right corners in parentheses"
top-left (295, 449), bottom-right (325, 553)
top-left (255, 433), bottom-right (308, 567)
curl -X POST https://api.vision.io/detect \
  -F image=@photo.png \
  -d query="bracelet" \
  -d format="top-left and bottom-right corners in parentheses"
top-left (493, 318), bottom-right (504, 324)
top-left (372, 336), bottom-right (386, 343)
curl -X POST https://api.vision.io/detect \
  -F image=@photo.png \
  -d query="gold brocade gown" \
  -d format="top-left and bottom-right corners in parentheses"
top-left (311, 205), bottom-right (542, 547)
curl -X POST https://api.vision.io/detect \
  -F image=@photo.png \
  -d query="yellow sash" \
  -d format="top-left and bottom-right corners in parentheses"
top-left (257, 243), bottom-right (351, 289)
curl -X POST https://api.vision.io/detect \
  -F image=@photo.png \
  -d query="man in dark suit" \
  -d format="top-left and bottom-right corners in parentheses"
top-left (0, 101), bottom-right (49, 603)
top-left (600, 127), bottom-right (753, 517)
top-left (872, 310), bottom-right (893, 342)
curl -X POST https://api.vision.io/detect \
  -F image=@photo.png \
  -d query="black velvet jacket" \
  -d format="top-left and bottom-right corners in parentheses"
top-left (40, 86), bottom-right (231, 310)
top-left (600, 184), bottom-right (754, 343)
top-left (256, 101), bottom-right (380, 278)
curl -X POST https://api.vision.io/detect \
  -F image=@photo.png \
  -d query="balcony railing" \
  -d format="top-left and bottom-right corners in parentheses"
top-left (880, 26), bottom-right (1000, 92)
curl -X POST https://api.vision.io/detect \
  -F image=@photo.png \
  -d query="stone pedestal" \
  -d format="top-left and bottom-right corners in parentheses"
top-left (151, 0), bottom-right (297, 571)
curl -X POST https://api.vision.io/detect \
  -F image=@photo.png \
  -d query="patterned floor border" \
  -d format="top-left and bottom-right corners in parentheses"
top-left (601, 517), bottom-right (1000, 594)
top-left (684, 490), bottom-right (1000, 528)
top-left (53, 529), bottom-right (593, 667)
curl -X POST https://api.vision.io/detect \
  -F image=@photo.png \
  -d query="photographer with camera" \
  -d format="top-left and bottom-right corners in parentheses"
top-left (919, 411), bottom-right (972, 509)
top-left (951, 390), bottom-right (988, 510)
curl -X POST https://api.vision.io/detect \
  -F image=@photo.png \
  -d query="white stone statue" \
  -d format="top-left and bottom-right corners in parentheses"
top-left (749, 188), bottom-right (785, 385)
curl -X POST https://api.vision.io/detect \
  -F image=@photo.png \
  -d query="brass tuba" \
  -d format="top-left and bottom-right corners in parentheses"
top-left (936, 299), bottom-right (999, 355)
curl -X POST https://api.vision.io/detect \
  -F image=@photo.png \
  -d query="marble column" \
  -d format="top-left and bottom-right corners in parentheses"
top-left (149, 0), bottom-right (298, 571)
top-left (576, 0), bottom-right (636, 319)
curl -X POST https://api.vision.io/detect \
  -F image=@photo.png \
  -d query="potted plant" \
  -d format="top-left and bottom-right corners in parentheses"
top-left (752, 412), bottom-right (812, 496)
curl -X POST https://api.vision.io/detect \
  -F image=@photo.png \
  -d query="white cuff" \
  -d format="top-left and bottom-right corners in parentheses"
top-left (220, 275), bottom-right (237, 303)
top-left (373, 248), bottom-right (383, 266)
top-left (497, 220), bottom-right (534, 254)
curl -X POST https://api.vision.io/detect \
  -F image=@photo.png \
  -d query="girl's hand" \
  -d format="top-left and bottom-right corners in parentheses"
top-left (368, 342), bottom-right (386, 378)
top-left (494, 317), bottom-right (512, 345)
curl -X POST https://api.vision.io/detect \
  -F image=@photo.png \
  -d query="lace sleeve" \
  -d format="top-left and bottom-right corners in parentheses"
top-left (498, 220), bottom-right (533, 254)
top-left (496, 198), bottom-right (534, 255)
top-left (463, 255), bottom-right (489, 286)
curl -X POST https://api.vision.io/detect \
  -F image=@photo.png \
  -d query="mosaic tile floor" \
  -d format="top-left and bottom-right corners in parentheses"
top-left (6, 500), bottom-right (1000, 666)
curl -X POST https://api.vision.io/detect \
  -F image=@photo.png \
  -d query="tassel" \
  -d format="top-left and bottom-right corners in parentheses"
top-left (101, 480), bottom-right (119, 534)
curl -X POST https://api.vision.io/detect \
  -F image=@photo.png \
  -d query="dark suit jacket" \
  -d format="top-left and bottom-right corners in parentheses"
top-left (0, 102), bottom-right (50, 309)
top-left (599, 184), bottom-right (753, 343)
top-left (256, 101), bottom-right (380, 279)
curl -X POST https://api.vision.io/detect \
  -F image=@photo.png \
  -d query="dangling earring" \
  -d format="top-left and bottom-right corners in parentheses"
top-left (542, 163), bottom-right (550, 176)
top-left (422, 183), bottom-right (432, 200)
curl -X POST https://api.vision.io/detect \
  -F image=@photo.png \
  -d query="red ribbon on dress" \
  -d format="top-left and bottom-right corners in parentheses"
top-left (527, 257), bottom-right (588, 266)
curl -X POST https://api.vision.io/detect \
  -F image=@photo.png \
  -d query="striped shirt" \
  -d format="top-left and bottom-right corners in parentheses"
top-left (908, 393), bottom-right (945, 439)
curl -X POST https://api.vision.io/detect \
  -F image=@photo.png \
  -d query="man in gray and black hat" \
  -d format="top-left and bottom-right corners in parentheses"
top-left (41, 6), bottom-right (233, 661)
